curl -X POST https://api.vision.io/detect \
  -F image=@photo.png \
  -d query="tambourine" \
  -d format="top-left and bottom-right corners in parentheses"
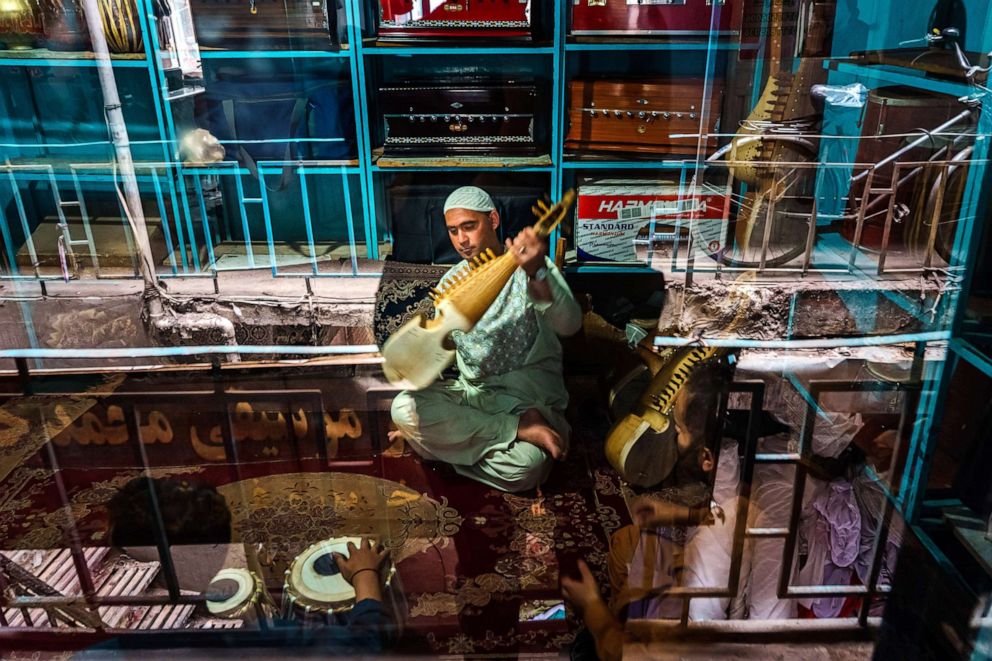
top-left (282, 537), bottom-right (395, 622)
top-left (205, 568), bottom-right (276, 622)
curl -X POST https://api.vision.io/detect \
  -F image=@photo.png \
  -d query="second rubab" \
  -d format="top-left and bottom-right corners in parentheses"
top-left (382, 190), bottom-right (576, 391)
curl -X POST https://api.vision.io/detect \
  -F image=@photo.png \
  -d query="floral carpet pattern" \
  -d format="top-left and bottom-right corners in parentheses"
top-left (0, 374), bottom-right (632, 656)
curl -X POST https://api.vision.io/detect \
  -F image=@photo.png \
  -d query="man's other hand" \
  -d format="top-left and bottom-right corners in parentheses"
top-left (560, 559), bottom-right (604, 615)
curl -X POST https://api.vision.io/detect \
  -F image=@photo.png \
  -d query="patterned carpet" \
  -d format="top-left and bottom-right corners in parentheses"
top-left (0, 370), bottom-right (631, 656)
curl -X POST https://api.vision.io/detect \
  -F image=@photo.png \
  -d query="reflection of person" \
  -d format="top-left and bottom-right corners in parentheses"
top-left (740, 373), bottom-right (864, 619)
top-left (108, 477), bottom-right (232, 547)
top-left (107, 477), bottom-right (235, 591)
top-left (609, 362), bottom-right (742, 622)
top-left (561, 559), bottom-right (623, 661)
top-left (390, 186), bottom-right (582, 492)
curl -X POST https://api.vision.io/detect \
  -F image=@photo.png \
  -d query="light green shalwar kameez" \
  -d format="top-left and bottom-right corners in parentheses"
top-left (390, 256), bottom-right (582, 492)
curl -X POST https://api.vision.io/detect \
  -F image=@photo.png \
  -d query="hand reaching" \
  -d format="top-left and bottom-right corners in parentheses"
top-left (560, 559), bottom-right (604, 616)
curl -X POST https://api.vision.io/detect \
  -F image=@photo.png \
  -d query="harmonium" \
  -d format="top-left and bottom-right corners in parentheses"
top-left (191, 0), bottom-right (341, 50)
top-left (565, 78), bottom-right (723, 156)
top-left (576, 179), bottom-right (730, 263)
top-left (377, 0), bottom-right (533, 41)
top-left (379, 82), bottom-right (539, 156)
top-left (570, 0), bottom-right (739, 37)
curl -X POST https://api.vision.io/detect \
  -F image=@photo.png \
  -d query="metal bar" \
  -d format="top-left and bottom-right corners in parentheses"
top-left (45, 167), bottom-right (77, 278)
top-left (6, 171), bottom-right (40, 278)
top-left (257, 171), bottom-right (279, 278)
top-left (850, 110), bottom-right (975, 184)
top-left (787, 585), bottom-right (870, 597)
top-left (876, 163), bottom-right (903, 275)
top-left (125, 403), bottom-right (182, 602)
top-left (801, 193), bottom-right (818, 277)
top-left (951, 338), bottom-right (992, 380)
top-left (858, 487), bottom-right (895, 626)
top-left (725, 381), bottom-right (762, 603)
top-left (652, 331), bottom-right (950, 349)
top-left (176, 165), bottom-right (203, 272)
top-left (192, 176), bottom-right (217, 271)
top-left (754, 452), bottom-right (802, 462)
top-left (133, 0), bottom-right (174, 168)
top-left (233, 173), bottom-right (256, 269)
top-left (150, 169), bottom-right (179, 275)
top-left (215, 365), bottom-right (246, 488)
top-left (757, 178), bottom-right (778, 273)
top-left (160, 167), bottom-right (190, 275)
top-left (339, 166), bottom-right (360, 276)
top-left (669, 167), bottom-right (688, 270)
top-left (5, 593), bottom-right (204, 607)
top-left (347, 0), bottom-right (379, 260)
top-left (111, 168), bottom-right (142, 278)
top-left (0, 178), bottom-right (20, 277)
top-left (847, 168), bottom-right (875, 272)
top-left (297, 168), bottom-right (320, 276)
top-left (777, 377), bottom-right (815, 601)
top-left (364, 46), bottom-right (554, 55)
top-left (746, 528), bottom-right (790, 537)
top-left (549, 0), bottom-right (566, 258)
top-left (922, 162), bottom-right (949, 270)
top-left (900, 348), bottom-right (955, 520)
top-left (200, 50), bottom-right (352, 59)
top-left (39, 413), bottom-right (103, 629)
top-left (0, 345), bottom-right (379, 359)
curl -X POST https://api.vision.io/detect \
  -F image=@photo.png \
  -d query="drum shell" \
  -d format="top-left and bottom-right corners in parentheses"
top-left (843, 86), bottom-right (969, 249)
top-left (605, 408), bottom-right (677, 488)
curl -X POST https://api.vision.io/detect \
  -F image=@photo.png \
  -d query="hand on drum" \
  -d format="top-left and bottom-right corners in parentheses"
top-left (332, 538), bottom-right (390, 603)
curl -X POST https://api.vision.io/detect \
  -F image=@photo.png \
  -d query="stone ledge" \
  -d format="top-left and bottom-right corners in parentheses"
top-left (658, 278), bottom-right (950, 339)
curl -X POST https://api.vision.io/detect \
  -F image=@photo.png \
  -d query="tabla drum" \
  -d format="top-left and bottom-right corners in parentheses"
top-left (842, 86), bottom-right (972, 250)
top-left (282, 537), bottom-right (395, 622)
top-left (205, 568), bottom-right (275, 622)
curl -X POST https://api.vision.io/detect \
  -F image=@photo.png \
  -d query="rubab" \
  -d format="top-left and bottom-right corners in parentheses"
top-left (382, 190), bottom-right (576, 390)
top-left (603, 271), bottom-right (755, 487)
top-left (725, 0), bottom-right (831, 266)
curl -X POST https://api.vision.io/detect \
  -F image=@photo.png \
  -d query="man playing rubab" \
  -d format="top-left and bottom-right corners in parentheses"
top-left (390, 186), bottom-right (582, 492)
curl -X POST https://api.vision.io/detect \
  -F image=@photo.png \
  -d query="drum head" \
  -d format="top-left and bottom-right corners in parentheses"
top-left (287, 537), bottom-right (361, 613)
top-left (206, 568), bottom-right (256, 618)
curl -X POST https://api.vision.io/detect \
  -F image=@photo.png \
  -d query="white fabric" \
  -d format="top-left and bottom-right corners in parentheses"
top-left (682, 437), bottom-right (741, 621)
top-left (442, 185), bottom-right (496, 214)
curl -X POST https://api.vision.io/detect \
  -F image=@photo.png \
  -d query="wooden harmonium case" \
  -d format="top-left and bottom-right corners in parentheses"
top-left (570, 0), bottom-right (738, 36)
top-left (565, 78), bottom-right (723, 156)
top-left (379, 82), bottom-right (539, 156)
top-left (191, 0), bottom-right (340, 51)
top-left (377, 0), bottom-right (532, 41)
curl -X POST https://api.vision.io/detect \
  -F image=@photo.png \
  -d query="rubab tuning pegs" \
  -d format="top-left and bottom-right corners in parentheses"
top-left (532, 196), bottom-right (552, 218)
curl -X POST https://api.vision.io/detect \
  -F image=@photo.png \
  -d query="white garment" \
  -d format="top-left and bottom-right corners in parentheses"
top-left (737, 373), bottom-right (864, 620)
top-left (682, 437), bottom-right (741, 621)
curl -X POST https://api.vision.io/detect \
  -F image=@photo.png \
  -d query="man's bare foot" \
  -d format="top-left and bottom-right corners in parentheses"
top-left (517, 409), bottom-right (566, 460)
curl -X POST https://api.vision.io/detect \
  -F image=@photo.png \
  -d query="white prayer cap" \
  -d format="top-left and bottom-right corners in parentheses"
top-left (443, 186), bottom-right (495, 215)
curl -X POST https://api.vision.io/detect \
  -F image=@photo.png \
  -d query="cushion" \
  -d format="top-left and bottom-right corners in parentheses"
top-left (373, 259), bottom-right (450, 349)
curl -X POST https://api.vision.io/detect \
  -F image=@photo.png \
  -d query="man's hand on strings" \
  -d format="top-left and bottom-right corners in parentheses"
top-left (506, 227), bottom-right (546, 277)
